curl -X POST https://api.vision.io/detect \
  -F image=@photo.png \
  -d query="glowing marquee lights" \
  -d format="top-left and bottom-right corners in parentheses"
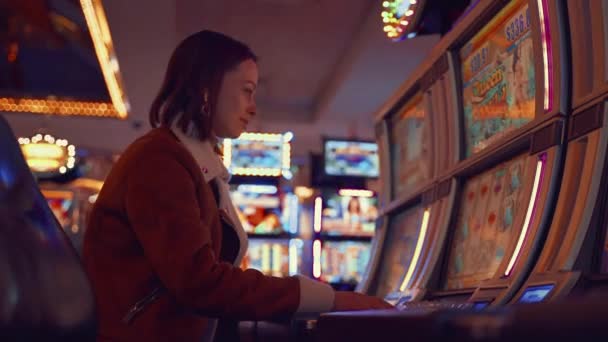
top-left (18, 133), bottom-right (77, 175)
top-left (223, 131), bottom-right (293, 178)
top-left (80, 0), bottom-right (130, 118)
top-left (0, 0), bottom-right (129, 118)
top-left (381, 0), bottom-right (425, 41)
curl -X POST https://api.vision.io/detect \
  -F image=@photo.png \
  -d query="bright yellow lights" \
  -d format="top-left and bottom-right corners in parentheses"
top-left (238, 132), bottom-right (283, 142)
top-left (381, 0), bottom-right (419, 40)
top-left (505, 159), bottom-right (544, 276)
top-left (231, 167), bottom-right (281, 177)
top-left (295, 186), bottom-right (314, 200)
top-left (399, 208), bottom-right (431, 291)
top-left (338, 189), bottom-right (374, 198)
top-left (19, 133), bottom-right (77, 174)
top-left (71, 178), bottom-right (104, 192)
top-left (80, 0), bottom-right (130, 118)
top-left (0, 97), bottom-right (119, 117)
top-left (314, 197), bottom-right (323, 233)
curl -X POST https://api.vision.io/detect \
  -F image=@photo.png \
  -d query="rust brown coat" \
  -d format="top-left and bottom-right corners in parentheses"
top-left (83, 128), bottom-right (299, 341)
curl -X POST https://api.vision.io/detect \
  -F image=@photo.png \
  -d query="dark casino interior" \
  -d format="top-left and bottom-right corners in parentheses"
top-left (1, 0), bottom-right (608, 341)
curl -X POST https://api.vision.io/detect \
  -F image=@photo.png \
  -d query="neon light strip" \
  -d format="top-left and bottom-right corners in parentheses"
top-left (80, 0), bottom-right (130, 118)
top-left (399, 208), bottom-right (431, 291)
top-left (504, 154), bottom-right (546, 276)
top-left (338, 189), bottom-right (375, 197)
top-left (289, 239), bottom-right (301, 275)
top-left (262, 244), bottom-right (270, 273)
top-left (289, 195), bottom-right (299, 234)
top-left (313, 240), bottom-right (322, 278)
top-left (272, 244), bottom-right (281, 274)
top-left (238, 132), bottom-right (283, 142)
top-left (231, 167), bottom-right (281, 177)
top-left (236, 184), bottom-right (277, 194)
top-left (0, 97), bottom-right (119, 117)
top-left (222, 140), bottom-right (232, 169)
top-left (537, 0), bottom-right (553, 112)
top-left (314, 197), bottom-right (323, 233)
top-left (282, 142), bottom-right (291, 170)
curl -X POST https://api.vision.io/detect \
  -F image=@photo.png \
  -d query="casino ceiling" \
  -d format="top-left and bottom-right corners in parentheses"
top-left (0, 0), bottom-right (439, 157)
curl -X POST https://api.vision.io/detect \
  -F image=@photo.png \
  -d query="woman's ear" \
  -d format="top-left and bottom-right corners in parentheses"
top-left (203, 90), bottom-right (209, 104)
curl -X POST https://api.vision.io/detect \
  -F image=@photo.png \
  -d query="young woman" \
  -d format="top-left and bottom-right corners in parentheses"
top-left (82, 30), bottom-right (391, 342)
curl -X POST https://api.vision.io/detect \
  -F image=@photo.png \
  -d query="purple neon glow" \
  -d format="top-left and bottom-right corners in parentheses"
top-left (538, 0), bottom-right (553, 112)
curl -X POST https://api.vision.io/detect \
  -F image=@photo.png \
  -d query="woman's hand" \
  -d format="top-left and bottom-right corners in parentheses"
top-left (331, 291), bottom-right (394, 311)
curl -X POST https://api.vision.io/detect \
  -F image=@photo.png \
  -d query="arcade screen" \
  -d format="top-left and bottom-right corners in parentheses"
top-left (321, 191), bottom-right (378, 237)
top-left (374, 206), bottom-right (424, 298)
top-left (460, 0), bottom-right (536, 156)
top-left (321, 241), bottom-right (371, 284)
top-left (230, 186), bottom-right (287, 234)
top-left (42, 190), bottom-right (74, 229)
top-left (391, 93), bottom-right (431, 199)
top-left (324, 140), bottom-right (379, 178)
top-left (229, 138), bottom-right (283, 170)
top-left (240, 239), bottom-right (301, 277)
top-left (444, 153), bottom-right (533, 290)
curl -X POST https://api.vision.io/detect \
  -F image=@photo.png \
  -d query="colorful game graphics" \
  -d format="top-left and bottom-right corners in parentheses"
top-left (391, 93), bottom-right (431, 198)
top-left (444, 153), bottom-right (532, 290)
top-left (230, 186), bottom-right (284, 234)
top-left (460, 0), bottom-right (536, 156)
top-left (324, 140), bottom-right (379, 178)
top-left (320, 241), bottom-right (371, 285)
top-left (240, 239), bottom-right (302, 277)
top-left (321, 192), bottom-right (378, 237)
top-left (374, 206), bottom-right (424, 298)
top-left (231, 140), bottom-right (282, 169)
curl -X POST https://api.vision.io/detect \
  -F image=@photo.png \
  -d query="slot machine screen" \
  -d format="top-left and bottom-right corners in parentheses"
top-left (460, 0), bottom-right (536, 156)
top-left (241, 239), bottom-right (302, 277)
top-left (230, 185), bottom-right (287, 234)
top-left (324, 140), bottom-right (379, 178)
top-left (321, 191), bottom-right (378, 237)
top-left (321, 241), bottom-right (371, 284)
top-left (391, 93), bottom-right (431, 198)
top-left (229, 139), bottom-right (283, 171)
top-left (518, 284), bottom-right (554, 303)
top-left (374, 206), bottom-right (424, 298)
top-left (443, 153), bottom-right (533, 290)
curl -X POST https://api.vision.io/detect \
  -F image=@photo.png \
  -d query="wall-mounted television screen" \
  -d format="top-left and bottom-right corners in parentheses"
top-left (324, 139), bottom-right (379, 178)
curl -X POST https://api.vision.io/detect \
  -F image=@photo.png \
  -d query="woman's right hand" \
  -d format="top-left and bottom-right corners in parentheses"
top-left (331, 291), bottom-right (394, 311)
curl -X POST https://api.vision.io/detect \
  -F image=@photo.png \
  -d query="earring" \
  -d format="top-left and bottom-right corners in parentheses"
top-left (201, 102), bottom-right (210, 116)
top-left (202, 91), bottom-right (210, 116)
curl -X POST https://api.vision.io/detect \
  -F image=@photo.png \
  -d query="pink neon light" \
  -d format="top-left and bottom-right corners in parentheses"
top-left (538, 0), bottom-right (554, 112)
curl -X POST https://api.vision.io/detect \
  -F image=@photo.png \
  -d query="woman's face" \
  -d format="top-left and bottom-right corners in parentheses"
top-left (212, 59), bottom-right (258, 139)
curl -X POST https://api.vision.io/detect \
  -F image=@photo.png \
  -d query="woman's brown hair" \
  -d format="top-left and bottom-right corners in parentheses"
top-left (149, 30), bottom-right (257, 140)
